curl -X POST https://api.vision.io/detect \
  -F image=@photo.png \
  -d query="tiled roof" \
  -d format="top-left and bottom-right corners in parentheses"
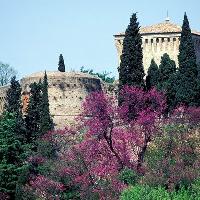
top-left (140, 21), bottom-right (181, 34)
top-left (115, 20), bottom-right (200, 36)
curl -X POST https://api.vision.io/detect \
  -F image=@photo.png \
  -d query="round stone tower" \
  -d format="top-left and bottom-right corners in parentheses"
top-left (20, 71), bottom-right (102, 127)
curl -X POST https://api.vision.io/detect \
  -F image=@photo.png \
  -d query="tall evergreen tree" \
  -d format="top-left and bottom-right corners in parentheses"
top-left (5, 76), bottom-right (26, 143)
top-left (39, 71), bottom-right (54, 134)
top-left (118, 13), bottom-right (145, 91)
top-left (176, 13), bottom-right (198, 106)
top-left (158, 53), bottom-right (176, 88)
top-left (146, 59), bottom-right (159, 90)
top-left (58, 54), bottom-right (65, 72)
top-left (25, 82), bottom-right (42, 144)
top-left (5, 76), bottom-right (21, 113)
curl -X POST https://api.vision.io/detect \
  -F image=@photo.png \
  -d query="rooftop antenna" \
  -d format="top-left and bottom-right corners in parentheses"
top-left (165, 10), bottom-right (170, 23)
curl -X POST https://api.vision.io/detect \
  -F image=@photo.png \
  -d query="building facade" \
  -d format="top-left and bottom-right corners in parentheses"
top-left (114, 18), bottom-right (200, 73)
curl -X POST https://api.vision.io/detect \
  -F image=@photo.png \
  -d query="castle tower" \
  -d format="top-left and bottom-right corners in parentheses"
top-left (114, 18), bottom-right (200, 73)
top-left (0, 71), bottom-right (103, 128)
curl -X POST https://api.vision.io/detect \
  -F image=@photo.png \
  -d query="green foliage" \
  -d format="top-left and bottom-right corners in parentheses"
top-left (119, 167), bottom-right (139, 185)
top-left (158, 53), bottom-right (176, 88)
top-left (25, 82), bottom-right (43, 145)
top-left (176, 13), bottom-right (198, 106)
top-left (39, 71), bottom-right (54, 135)
top-left (120, 185), bottom-right (170, 200)
top-left (0, 112), bottom-right (26, 198)
top-left (80, 66), bottom-right (115, 83)
top-left (118, 13), bottom-right (145, 90)
top-left (58, 54), bottom-right (66, 72)
top-left (25, 73), bottom-right (53, 146)
top-left (5, 76), bottom-right (27, 143)
top-left (5, 76), bottom-right (21, 113)
top-left (121, 181), bottom-right (200, 200)
top-left (146, 59), bottom-right (159, 90)
top-left (144, 123), bottom-right (200, 189)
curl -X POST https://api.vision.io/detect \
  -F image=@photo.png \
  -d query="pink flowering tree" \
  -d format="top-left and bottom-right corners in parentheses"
top-left (118, 86), bottom-right (166, 171)
top-left (27, 86), bottom-right (167, 199)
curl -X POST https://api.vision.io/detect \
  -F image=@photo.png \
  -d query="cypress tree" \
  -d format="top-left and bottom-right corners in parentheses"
top-left (58, 54), bottom-right (65, 72)
top-left (118, 13), bottom-right (145, 91)
top-left (25, 82), bottom-right (42, 144)
top-left (176, 13), bottom-right (198, 106)
top-left (5, 76), bottom-right (21, 113)
top-left (155, 53), bottom-right (177, 112)
top-left (158, 53), bottom-right (176, 89)
top-left (5, 76), bottom-right (26, 143)
top-left (39, 71), bottom-right (54, 135)
top-left (146, 59), bottom-right (159, 90)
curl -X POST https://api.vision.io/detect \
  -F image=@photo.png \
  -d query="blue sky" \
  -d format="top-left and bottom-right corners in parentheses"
top-left (0, 0), bottom-right (200, 78)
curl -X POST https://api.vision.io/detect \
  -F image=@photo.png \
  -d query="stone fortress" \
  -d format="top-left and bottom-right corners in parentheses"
top-left (0, 71), bottom-right (103, 127)
top-left (0, 17), bottom-right (200, 127)
top-left (114, 17), bottom-right (200, 72)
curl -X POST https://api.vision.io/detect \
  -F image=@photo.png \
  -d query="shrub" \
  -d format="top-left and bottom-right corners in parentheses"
top-left (118, 167), bottom-right (140, 185)
top-left (120, 184), bottom-right (200, 200)
top-left (143, 107), bottom-right (200, 190)
top-left (120, 185), bottom-right (170, 200)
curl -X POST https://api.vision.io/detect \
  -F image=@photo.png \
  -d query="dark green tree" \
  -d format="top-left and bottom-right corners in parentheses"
top-left (158, 53), bottom-right (176, 88)
top-left (39, 71), bottom-right (54, 135)
top-left (118, 13), bottom-right (145, 91)
top-left (146, 59), bottom-right (159, 90)
top-left (58, 54), bottom-right (65, 72)
top-left (25, 82), bottom-right (42, 145)
top-left (5, 76), bottom-right (26, 143)
top-left (0, 112), bottom-right (26, 199)
top-left (175, 13), bottom-right (198, 106)
top-left (5, 76), bottom-right (21, 113)
top-left (156, 54), bottom-right (176, 112)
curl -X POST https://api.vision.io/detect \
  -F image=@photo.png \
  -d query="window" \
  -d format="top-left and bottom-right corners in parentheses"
top-left (168, 38), bottom-right (170, 42)
top-left (162, 38), bottom-right (165, 43)
top-left (173, 38), bottom-right (176, 42)
top-left (145, 39), bottom-right (148, 43)
top-left (151, 39), bottom-right (153, 43)
top-left (156, 38), bottom-right (159, 43)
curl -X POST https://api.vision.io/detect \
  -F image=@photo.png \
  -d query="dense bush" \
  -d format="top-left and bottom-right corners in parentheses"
top-left (144, 106), bottom-right (200, 190)
top-left (121, 179), bottom-right (200, 200)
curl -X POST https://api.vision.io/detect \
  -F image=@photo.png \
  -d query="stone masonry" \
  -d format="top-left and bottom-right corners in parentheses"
top-left (0, 71), bottom-right (102, 127)
top-left (114, 18), bottom-right (200, 73)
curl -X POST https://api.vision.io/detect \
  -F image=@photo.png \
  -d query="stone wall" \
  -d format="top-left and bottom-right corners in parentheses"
top-left (20, 71), bottom-right (103, 127)
top-left (0, 71), bottom-right (103, 128)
